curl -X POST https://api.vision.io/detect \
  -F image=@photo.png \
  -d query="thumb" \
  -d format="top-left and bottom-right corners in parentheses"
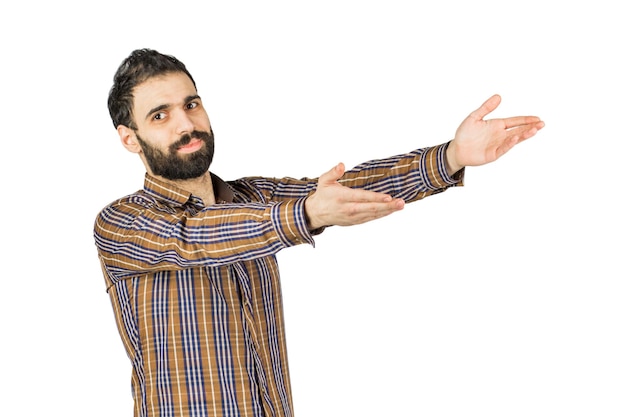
top-left (319, 162), bottom-right (345, 186)
top-left (472, 94), bottom-right (501, 121)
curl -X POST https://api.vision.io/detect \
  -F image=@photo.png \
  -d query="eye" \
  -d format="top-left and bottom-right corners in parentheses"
top-left (186, 101), bottom-right (199, 110)
top-left (153, 112), bottom-right (167, 121)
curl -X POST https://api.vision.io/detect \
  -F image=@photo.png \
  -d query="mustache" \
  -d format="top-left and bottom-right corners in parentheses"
top-left (170, 129), bottom-right (214, 151)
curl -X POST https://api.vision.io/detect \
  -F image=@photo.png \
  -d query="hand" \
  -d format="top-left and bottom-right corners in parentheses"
top-left (446, 94), bottom-right (545, 174)
top-left (305, 163), bottom-right (405, 230)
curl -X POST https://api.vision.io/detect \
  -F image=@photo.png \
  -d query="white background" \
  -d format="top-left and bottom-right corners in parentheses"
top-left (1, 1), bottom-right (624, 416)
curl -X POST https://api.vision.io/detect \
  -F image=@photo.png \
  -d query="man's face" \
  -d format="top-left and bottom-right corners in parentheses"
top-left (128, 72), bottom-right (214, 180)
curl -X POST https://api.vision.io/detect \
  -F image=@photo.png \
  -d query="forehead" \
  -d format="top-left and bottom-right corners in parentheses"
top-left (132, 72), bottom-right (197, 115)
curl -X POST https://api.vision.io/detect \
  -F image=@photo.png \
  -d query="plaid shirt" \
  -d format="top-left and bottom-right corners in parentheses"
top-left (93, 143), bottom-right (463, 417)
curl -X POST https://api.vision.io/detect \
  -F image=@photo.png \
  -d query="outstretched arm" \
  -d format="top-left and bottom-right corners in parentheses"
top-left (305, 94), bottom-right (545, 230)
top-left (445, 94), bottom-right (545, 174)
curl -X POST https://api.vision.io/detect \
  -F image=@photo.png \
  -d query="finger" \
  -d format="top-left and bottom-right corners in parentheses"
top-left (519, 121), bottom-right (545, 140)
top-left (496, 123), bottom-right (542, 158)
top-left (343, 187), bottom-right (395, 203)
top-left (470, 94), bottom-right (501, 121)
top-left (318, 162), bottom-right (345, 186)
top-left (504, 121), bottom-right (544, 141)
top-left (345, 199), bottom-right (405, 224)
top-left (502, 115), bottom-right (543, 129)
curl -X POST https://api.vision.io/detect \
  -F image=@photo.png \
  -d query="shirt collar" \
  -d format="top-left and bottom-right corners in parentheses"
top-left (143, 172), bottom-right (235, 208)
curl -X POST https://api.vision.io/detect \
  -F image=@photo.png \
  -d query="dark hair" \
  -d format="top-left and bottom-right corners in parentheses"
top-left (107, 48), bottom-right (197, 129)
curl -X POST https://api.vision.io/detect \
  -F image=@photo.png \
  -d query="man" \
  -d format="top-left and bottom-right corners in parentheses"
top-left (94, 48), bottom-right (544, 417)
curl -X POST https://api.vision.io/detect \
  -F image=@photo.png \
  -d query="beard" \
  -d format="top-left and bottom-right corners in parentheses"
top-left (136, 129), bottom-right (215, 180)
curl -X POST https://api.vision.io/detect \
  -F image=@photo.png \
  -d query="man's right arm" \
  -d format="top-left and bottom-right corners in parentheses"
top-left (94, 198), bottom-right (315, 281)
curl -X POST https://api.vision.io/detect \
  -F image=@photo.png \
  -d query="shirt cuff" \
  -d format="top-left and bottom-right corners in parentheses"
top-left (269, 197), bottom-right (317, 248)
top-left (419, 142), bottom-right (464, 190)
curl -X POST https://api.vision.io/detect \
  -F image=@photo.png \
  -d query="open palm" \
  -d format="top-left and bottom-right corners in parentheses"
top-left (447, 94), bottom-right (545, 173)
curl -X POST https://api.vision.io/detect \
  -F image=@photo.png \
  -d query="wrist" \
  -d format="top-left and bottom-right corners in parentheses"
top-left (304, 196), bottom-right (323, 230)
top-left (445, 140), bottom-right (463, 175)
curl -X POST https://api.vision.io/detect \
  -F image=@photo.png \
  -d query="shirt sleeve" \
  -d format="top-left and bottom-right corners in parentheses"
top-left (94, 197), bottom-right (314, 279)
top-left (338, 141), bottom-right (464, 203)
top-left (234, 142), bottom-right (462, 206)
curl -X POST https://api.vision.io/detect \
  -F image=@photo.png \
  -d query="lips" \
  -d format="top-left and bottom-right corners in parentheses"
top-left (177, 138), bottom-right (204, 153)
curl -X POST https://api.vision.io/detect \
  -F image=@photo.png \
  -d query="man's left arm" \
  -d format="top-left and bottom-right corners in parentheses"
top-left (304, 94), bottom-right (544, 230)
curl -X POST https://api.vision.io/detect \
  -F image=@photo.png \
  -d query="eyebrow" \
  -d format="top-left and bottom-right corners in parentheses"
top-left (144, 95), bottom-right (202, 121)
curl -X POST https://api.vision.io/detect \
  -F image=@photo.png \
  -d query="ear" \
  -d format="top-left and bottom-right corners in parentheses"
top-left (118, 125), bottom-right (142, 153)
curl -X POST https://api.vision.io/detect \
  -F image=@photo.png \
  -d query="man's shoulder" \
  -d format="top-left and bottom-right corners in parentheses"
top-left (95, 189), bottom-right (156, 221)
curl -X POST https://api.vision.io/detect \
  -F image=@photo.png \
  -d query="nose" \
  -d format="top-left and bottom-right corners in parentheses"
top-left (175, 110), bottom-right (195, 135)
